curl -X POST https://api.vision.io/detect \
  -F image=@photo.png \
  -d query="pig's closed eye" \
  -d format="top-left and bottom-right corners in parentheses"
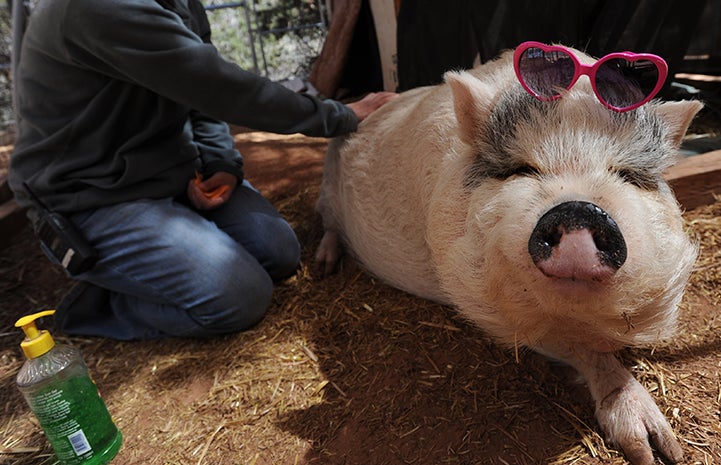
top-left (508, 164), bottom-right (540, 178)
top-left (614, 168), bottom-right (658, 190)
top-left (479, 163), bottom-right (540, 181)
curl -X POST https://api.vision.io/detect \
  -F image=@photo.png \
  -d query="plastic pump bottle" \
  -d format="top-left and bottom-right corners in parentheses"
top-left (15, 310), bottom-right (123, 465)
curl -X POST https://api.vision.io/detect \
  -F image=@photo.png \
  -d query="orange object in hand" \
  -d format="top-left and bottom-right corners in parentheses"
top-left (194, 171), bottom-right (230, 200)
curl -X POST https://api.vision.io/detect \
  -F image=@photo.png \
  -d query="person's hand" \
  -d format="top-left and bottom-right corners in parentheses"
top-left (187, 171), bottom-right (237, 210)
top-left (346, 91), bottom-right (398, 122)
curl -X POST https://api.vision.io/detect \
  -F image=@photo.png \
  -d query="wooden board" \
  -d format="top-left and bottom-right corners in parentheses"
top-left (665, 149), bottom-right (721, 210)
top-left (368, 0), bottom-right (398, 92)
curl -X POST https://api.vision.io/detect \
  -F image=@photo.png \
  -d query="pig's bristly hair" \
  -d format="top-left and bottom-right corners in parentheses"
top-left (608, 108), bottom-right (679, 189)
top-left (462, 86), bottom-right (680, 193)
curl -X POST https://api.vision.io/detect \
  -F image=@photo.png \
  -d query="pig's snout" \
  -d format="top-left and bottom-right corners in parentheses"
top-left (528, 201), bottom-right (627, 282)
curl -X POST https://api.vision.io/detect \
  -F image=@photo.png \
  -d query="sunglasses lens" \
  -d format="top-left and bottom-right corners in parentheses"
top-left (595, 58), bottom-right (660, 109)
top-left (518, 47), bottom-right (576, 99)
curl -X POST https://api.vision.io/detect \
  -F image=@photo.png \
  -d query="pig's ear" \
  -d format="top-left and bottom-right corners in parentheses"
top-left (655, 100), bottom-right (704, 147)
top-left (444, 71), bottom-right (495, 145)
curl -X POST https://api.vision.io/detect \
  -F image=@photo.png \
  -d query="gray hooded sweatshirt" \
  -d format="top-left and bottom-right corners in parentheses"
top-left (9, 0), bottom-right (357, 213)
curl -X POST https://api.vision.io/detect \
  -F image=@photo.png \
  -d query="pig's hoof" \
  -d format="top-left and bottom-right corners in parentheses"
top-left (315, 230), bottom-right (342, 276)
top-left (596, 378), bottom-right (683, 465)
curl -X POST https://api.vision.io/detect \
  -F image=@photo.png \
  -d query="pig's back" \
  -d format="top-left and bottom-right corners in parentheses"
top-left (327, 84), bottom-right (459, 303)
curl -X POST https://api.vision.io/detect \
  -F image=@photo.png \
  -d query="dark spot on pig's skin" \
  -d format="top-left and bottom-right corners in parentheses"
top-left (463, 90), bottom-right (549, 188)
top-left (608, 109), bottom-right (672, 191)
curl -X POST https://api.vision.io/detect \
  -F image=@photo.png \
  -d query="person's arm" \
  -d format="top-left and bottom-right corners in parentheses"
top-left (185, 110), bottom-right (242, 210)
top-left (188, 110), bottom-right (243, 180)
top-left (63, 0), bottom-right (359, 138)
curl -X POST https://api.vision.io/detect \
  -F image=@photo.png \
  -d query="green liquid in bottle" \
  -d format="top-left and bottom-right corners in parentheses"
top-left (24, 374), bottom-right (123, 465)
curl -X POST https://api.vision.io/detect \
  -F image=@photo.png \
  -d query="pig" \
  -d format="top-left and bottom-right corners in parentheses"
top-left (315, 45), bottom-right (702, 465)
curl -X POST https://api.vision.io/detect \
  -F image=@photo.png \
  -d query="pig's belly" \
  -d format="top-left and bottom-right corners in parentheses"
top-left (333, 143), bottom-right (449, 304)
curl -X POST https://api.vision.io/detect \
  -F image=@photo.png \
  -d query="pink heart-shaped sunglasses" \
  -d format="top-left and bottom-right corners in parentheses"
top-left (513, 41), bottom-right (668, 112)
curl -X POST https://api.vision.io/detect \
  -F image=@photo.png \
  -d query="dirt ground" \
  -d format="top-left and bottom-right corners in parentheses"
top-left (1, 130), bottom-right (721, 465)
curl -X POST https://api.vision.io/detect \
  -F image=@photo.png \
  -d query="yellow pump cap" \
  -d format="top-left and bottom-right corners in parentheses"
top-left (15, 310), bottom-right (56, 359)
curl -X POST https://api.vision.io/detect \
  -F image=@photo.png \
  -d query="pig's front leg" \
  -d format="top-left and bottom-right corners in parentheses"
top-left (314, 229), bottom-right (342, 276)
top-left (543, 345), bottom-right (683, 465)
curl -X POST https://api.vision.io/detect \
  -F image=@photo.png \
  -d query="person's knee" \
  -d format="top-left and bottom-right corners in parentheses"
top-left (258, 220), bottom-right (301, 281)
top-left (270, 226), bottom-right (301, 280)
top-left (189, 270), bottom-right (274, 334)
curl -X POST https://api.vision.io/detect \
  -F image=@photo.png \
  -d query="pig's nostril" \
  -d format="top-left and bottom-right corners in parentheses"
top-left (529, 227), bottom-right (560, 262)
top-left (592, 231), bottom-right (627, 269)
top-left (531, 227), bottom-right (562, 258)
top-left (547, 229), bottom-right (563, 248)
top-left (529, 201), bottom-right (627, 271)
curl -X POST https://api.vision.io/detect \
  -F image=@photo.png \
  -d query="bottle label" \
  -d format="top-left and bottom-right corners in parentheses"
top-left (68, 429), bottom-right (92, 456)
top-left (26, 376), bottom-right (119, 464)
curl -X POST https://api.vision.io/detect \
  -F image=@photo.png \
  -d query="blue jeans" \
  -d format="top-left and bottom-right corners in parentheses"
top-left (53, 180), bottom-right (300, 340)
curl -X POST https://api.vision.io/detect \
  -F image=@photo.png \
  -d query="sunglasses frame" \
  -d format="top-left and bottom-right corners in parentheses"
top-left (513, 41), bottom-right (669, 112)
